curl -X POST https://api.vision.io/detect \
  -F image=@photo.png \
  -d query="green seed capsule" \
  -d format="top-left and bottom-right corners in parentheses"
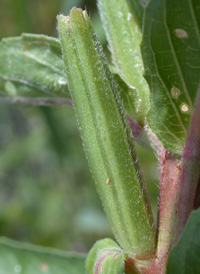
top-left (57, 8), bottom-right (155, 259)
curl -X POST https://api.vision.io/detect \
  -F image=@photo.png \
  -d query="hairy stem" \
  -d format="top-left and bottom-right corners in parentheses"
top-left (152, 87), bottom-right (200, 273)
top-left (176, 88), bottom-right (200, 238)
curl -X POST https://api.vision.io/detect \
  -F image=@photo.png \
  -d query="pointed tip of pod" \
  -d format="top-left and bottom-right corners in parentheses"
top-left (57, 8), bottom-right (90, 34)
top-left (69, 8), bottom-right (89, 27)
top-left (70, 7), bottom-right (84, 15)
top-left (70, 7), bottom-right (86, 20)
top-left (57, 14), bottom-right (71, 35)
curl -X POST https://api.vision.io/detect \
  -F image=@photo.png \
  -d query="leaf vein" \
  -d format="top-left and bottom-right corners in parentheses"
top-left (190, 0), bottom-right (200, 45)
top-left (148, 26), bottom-right (187, 135)
top-left (23, 52), bottom-right (63, 75)
top-left (164, 0), bottom-right (193, 107)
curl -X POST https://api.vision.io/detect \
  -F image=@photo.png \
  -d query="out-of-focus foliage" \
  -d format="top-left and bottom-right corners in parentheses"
top-left (0, 237), bottom-right (86, 274)
top-left (0, 0), bottom-right (158, 254)
top-left (0, 0), bottom-right (106, 45)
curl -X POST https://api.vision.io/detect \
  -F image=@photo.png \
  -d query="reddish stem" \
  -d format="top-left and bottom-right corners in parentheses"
top-left (176, 90), bottom-right (200, 238)
top-left (151, 87), bottom-right (200, 273)
top-left (124, 91), bottom-right (200, 274)
top-left (124, 258), bottom-right (141, 274)
top-left (149, 148), bottom-right (181, 274)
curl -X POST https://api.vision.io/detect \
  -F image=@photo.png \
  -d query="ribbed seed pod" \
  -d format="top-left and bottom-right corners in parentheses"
top-left (57, 8), bottom-right (155, 259)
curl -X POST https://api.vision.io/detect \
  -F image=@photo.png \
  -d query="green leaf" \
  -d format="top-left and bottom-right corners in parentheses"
top-left (58, 8), bottom-right (155, 259)
top-left (0, 237), bottom-right (86, 274)
top-left (113, 73), bottom-right (138, 118)
top-left (0, 34), bottom-right (70, 102)
top-left (86, 239), bottom-right (124, 274)
top-left (142, 0), bottom-right (200, 153)
top-left (166, 209), bottom-right (200, 274)
top-left (98, 0), bottom-right (150, 124)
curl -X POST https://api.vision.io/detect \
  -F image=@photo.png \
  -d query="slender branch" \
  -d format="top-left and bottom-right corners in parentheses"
top-left (127, 115), bottom-right (163, 156)
top-left (0, 96), bottom-right (73, 106)
top-left (143, 123), bottom-right (163, 156)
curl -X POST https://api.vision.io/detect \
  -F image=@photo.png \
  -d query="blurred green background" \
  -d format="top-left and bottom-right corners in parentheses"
top-left (0, 0), bottom-right (158, 254)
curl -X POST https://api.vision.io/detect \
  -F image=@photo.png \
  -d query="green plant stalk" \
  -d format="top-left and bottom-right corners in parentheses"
top-left (58, 8), bottom-right (155, 260)
top-left (98, 0), bottom-right (150, 125)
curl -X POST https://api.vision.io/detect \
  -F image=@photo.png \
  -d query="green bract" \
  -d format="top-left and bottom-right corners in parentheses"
top-left (58, 8), bottom-right (155, 259)
top-left (98, 0), bottom-right (150, 125)
top-left (86, 238), bottom-right (124, 274)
